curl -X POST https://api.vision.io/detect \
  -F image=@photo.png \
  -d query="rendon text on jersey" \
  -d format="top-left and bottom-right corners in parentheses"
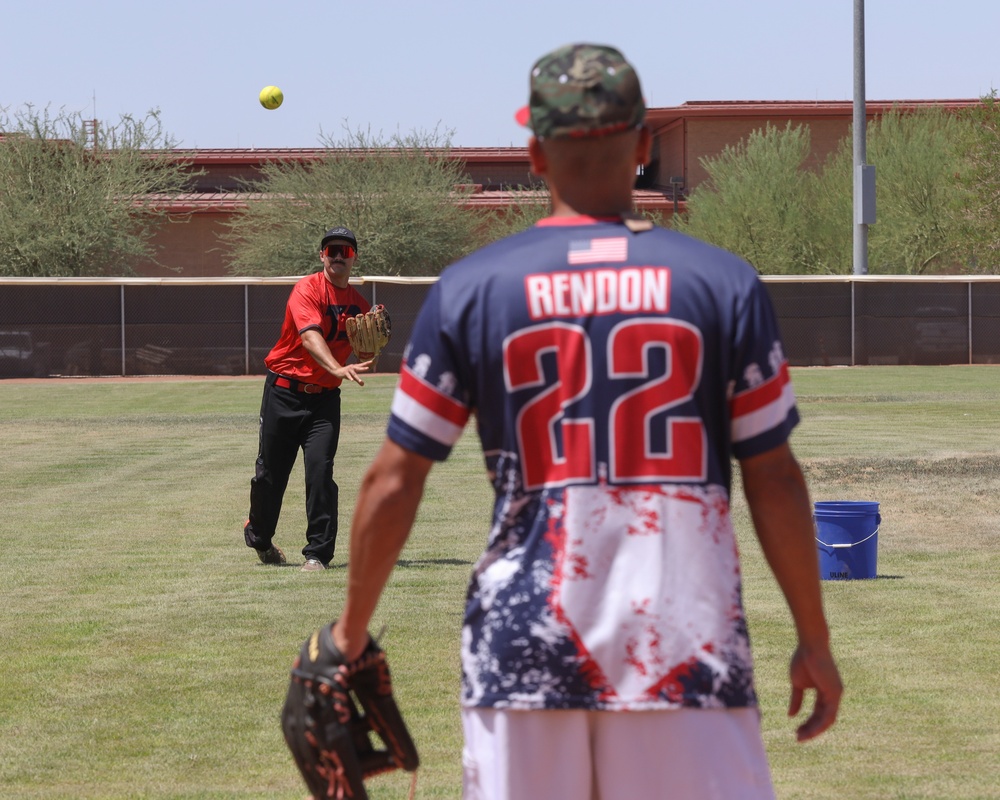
top-left (525, 267), bottom-right (671, 320)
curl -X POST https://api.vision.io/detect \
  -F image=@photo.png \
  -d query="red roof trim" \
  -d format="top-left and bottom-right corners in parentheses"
top-left (169, 146), bottom-right (530, 166)
top-left (151, 189), bottom-right (678, 214)
top-left (143, 99), bottom-right (983, 167)
top-left (646, 99), bottom-right (983, 129)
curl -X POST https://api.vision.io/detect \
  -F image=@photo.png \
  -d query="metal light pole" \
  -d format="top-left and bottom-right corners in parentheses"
top-left (853, 0), bottom-right (875, 274)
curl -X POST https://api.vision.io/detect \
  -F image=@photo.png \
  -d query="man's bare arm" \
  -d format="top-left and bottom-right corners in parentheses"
top-left (740, 442), bottom-right (843, 741)
top-left (332, 439), bottom-right (435, 659)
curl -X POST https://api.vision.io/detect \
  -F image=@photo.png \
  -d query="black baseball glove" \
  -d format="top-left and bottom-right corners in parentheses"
top-left (281, 624), bottom-right (419, 800)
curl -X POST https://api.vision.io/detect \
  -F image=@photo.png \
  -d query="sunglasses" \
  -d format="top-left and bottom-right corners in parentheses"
top-left (324, 244), bottom-right (356, 259)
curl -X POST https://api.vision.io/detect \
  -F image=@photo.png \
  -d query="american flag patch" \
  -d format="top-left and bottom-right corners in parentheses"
top-left (567, 237), bottom-right (628, 265)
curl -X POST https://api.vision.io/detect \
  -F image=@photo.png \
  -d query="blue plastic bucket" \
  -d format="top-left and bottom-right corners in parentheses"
top-left (814, 501), bottom-right (880, 580)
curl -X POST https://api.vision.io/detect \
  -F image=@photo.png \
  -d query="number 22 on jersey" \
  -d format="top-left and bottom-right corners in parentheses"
top-left (503, 319), bottom-right (707, 491)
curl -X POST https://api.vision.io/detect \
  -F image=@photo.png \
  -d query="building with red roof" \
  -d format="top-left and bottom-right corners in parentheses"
top-left (135, 99), bottom-right (981, 277)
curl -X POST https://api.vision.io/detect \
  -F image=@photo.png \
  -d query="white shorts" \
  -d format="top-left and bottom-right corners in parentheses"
top-left (461, 707), bottom-right (775, 800)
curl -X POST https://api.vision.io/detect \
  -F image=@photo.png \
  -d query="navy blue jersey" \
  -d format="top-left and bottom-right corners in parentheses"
top-left (388, 216), bottom-right (798, 711)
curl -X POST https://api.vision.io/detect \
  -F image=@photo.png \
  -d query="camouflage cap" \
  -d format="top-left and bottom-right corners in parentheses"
top-left (515, 43), bottom-right (645, 139)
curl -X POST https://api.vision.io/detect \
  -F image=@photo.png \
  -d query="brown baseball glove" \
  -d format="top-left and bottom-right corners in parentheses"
top-left (281, 625), bottom-right (418, 800)
top-left (345, 304), bottom-right (391, 369)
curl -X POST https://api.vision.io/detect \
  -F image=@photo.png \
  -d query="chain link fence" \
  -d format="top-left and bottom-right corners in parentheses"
top-left (2, 275), bottom-right (999, 378)
top-left (767, 276), bottom-right (1000, 366)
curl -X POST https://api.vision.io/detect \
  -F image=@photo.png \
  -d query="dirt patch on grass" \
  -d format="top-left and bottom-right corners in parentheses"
top-left (802, 455), bottom-right (1000, 553)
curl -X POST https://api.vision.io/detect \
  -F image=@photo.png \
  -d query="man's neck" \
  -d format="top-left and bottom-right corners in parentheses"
top-left (548, 197), bottom-right (631, 219)
top-left (547, 182), bottom-right (634, 219)
top-left (323, 270), bottom-right (350, 289)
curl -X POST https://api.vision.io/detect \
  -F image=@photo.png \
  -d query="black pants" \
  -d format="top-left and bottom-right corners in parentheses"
top-left (244, 372), bottom-right (342, 565)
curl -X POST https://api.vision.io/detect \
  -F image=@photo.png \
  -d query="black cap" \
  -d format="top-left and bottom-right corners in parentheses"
top-left (321, 226), bottom-right (357, 250)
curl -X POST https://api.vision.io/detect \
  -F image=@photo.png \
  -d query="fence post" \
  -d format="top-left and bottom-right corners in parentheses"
top-left (968, 281), bottom-right (973, 365)
top-left (120, 284), bottom-right (126, 377)
top-left (244, 283), bottom-right (250, 376)
top-left (850, 280), bottom-right (857, 366)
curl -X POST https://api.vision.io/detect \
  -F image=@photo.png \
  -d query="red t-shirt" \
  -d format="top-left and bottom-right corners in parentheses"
top-left (264, 272), bottom-right (371, 388)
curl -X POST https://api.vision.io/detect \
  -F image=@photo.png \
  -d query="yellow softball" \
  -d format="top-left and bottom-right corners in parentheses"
top-left (259, 85), bottom-right (283, 110)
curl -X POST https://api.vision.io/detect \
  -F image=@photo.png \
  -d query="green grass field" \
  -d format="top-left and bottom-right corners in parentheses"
top-left (1, 367), bottom-right (998, 799)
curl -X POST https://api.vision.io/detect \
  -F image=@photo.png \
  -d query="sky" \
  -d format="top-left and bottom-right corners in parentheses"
top-left (4, 0), bottom-right (998, 150)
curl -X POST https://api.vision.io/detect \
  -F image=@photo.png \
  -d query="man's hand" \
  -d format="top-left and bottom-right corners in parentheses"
top-left (788, 644), bottom-right (843, 741)
top-left (301, 329), bottom-right (371, 386)
top-left (332, 358), bottom-right (373, 386)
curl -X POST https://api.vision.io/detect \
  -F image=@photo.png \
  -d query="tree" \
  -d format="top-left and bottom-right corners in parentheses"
top-left (674, 110), bottom-right (972, 275)
top-left (482, 187), bottom-right (551, 241)
top-left (956, 92), bottom-right (1000, 272)
top-left (815, 107), bottom-right (966, 274)
top-left (223, 127), bottom-right (487, 277)
top-left (672, 123), bottom-right (817, 274)
top-left (0, 105), bottom-right (192, 277)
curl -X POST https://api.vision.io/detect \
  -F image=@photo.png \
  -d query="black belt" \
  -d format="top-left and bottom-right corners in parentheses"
top-left (273, 375), bottom-right (333, 394)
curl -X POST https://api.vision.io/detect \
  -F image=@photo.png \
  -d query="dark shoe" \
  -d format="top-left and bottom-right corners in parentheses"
top-left (257, 544), bottom-right (286, 565)
top-left (301, 558), bottom-right (327, 572)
